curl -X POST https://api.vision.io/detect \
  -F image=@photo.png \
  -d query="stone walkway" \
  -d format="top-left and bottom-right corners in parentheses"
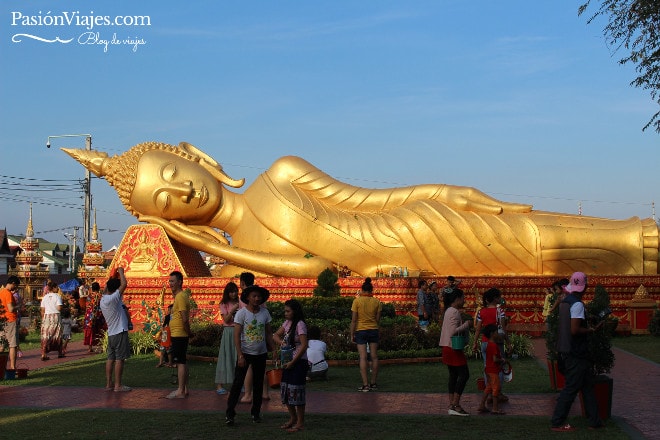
top-left (1, 339), bottom-right (658, 439)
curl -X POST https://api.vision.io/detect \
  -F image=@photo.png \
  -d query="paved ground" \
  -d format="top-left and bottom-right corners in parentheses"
top-left (1, 338), bottom-right (658, 439)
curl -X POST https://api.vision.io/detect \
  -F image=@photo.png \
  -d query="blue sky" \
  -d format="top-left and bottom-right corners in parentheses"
top-left (1, 0), bottom-right (658, 249)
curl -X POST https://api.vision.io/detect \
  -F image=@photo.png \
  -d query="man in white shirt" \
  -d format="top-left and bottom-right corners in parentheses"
top-left (100, 267), bottom-right (131, 392)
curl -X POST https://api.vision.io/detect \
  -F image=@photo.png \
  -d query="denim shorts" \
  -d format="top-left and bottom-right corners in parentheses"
top-left (354, 329), bottom-right (379, 345)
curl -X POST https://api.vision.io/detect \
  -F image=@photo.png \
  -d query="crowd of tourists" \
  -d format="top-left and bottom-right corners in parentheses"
top-left (0, 268), bottom-right (604, 433)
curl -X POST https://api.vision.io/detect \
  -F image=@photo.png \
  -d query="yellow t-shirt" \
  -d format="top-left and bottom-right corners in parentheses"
top-left (351, 295), bottom-right (382, 331)
top-left (169, 290), bottom-right (191, 337)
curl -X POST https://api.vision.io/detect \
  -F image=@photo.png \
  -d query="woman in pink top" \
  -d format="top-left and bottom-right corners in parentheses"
top-left (439, 287), bottom-right (472, 416)
top-left (215, 282), bottom-right (243, 395)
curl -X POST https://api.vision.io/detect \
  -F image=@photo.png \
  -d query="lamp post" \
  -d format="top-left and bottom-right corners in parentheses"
top-left (47, 134), bottom-right (92, 242)
top-left (63, 227), bottom-right (79, 273)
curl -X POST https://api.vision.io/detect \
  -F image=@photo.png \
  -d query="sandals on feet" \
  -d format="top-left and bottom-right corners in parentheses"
top-left (287, 426), bottom-right (304, 433)
top-left (551, 424), bottom-right (575, 432)
top-left (280, 421), bottom-right (296, 429)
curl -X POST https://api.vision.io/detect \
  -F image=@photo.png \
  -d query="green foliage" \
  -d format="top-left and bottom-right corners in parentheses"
top-left (649, 307), bottom-right (660, 336)
top-left (184, 295), bottom-right (532, 361)
top-left (99, 330), bottom-right (161, 356)
top-left (579, 0), bottom-right (660, 133)
top-left (270, 297), bottom-right (353, 329)
top-left (507, 333), bottom-right (534, 358)
top-left (378, 318), bottom-right (440, 351)
top-left (586, 285), bottom-right (616, 375)
top-left (313, 268), bottom-right (341, 297)
top-left (381, 302), bottom-right (397, 319)
top-left (129, 331), bottom-right (159, 355)
top-left (189, 322), bottom-right (223, 348)
top-left (544, 290), bottom-right (560, 360)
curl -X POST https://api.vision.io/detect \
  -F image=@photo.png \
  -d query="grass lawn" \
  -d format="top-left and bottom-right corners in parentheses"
top-left (611, 334), bottom-right (660, 364)
top-left (1, 354), bottom-right (553, 393)
top-left (0, 348), bottom-right (636, 439)
top-left (0, 409), bottom-right (629, 440)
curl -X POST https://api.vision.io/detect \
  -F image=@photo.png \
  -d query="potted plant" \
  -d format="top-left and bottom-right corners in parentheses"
top-left (544, 290), bottom-right (565, 390)
top-left (580, 284), bottom-right (617, 420)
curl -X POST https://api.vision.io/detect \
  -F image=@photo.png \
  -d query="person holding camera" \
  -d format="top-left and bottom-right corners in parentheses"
top-left (100, 267), bottom-right (131, 392)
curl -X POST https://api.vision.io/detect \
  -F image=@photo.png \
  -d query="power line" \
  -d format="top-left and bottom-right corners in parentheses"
top-left (0, 174), bottom-right (79, 183)
top-left (491, 192), bottom-right (654, 208)
top-left (0, 195), bottom-right (131, 218)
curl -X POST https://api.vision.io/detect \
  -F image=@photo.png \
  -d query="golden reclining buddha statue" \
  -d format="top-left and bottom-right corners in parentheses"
top-left (63, 142), bottom-right (659, 277)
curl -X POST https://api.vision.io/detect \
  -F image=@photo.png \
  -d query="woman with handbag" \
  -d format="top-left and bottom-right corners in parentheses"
top-left (273, 299), bottom-right (308, 433)
top-left (439, 287), bottom-right (472, 416)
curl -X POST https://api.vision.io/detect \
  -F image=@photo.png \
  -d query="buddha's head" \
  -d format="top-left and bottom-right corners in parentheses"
top-left (63, 142), bottom-right (244, 224)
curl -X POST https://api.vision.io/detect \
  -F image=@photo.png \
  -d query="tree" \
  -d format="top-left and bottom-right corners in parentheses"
top-left (313, 268), bottom-right (341, 297)
top-left (579, 1), bottom-right (660, 133)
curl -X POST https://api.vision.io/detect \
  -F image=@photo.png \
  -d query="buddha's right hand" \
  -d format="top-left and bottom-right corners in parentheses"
top-left (138, 215), bottom-right (333, 277)
top-left (138, 215), bottom-right (228, 247)
top-left (440, 185), bottom-right (532, 214)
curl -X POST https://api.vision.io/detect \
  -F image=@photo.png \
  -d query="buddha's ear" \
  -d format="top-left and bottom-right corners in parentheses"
top-left (178, 142), bottom-right (245, 188)
top-left (178, 142), bottom-right (219, 166)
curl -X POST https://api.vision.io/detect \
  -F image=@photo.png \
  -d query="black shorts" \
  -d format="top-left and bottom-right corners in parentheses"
top-left (170, 337), bottom-right (189, 365)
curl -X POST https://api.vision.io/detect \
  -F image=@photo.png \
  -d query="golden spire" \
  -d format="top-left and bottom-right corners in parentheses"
top-left (92, 208), bottom-right (98, 241)
top-left (26, 203), bottom-right (34, 238)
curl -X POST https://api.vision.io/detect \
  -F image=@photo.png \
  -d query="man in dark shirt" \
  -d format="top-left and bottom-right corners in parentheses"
top-left (550, 272), bottom-right (603, 432)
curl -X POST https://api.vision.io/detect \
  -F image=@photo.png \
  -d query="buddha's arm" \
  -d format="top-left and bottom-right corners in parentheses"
top-left (275, 156), bottom-right (532, 215)
top-left (139, 215), bottom-right (333, 277)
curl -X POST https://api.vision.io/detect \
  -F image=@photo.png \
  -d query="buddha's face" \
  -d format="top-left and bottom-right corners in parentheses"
top-left (131, 150), bottom-right (221, 223)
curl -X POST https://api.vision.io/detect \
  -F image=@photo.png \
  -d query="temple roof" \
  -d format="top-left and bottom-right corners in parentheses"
top-left (0, 229), bottom-right (12, 256)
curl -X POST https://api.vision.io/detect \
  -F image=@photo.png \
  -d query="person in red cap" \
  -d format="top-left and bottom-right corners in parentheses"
top-left (550, 272), bottom-right (604, 432)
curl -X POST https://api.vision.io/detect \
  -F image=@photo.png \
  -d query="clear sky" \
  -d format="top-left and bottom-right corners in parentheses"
top-left (1, 0), bottom-right (658, 249)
